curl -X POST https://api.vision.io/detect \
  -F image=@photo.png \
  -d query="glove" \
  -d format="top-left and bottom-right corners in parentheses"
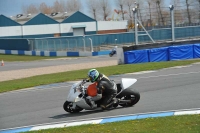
top-left (83, 78), bottom-right (89, 83)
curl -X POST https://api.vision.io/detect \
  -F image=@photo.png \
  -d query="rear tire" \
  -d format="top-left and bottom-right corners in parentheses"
top-left (63, 101), bottom-right (83, 113)
top-left (119, 89), bottom-right (140, 107)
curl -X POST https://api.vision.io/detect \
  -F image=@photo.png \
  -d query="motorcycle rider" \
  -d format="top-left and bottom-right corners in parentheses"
top-left (86, 69), bottom-right (118, 110)
top-left (109, 46), bottom-right (118, 57)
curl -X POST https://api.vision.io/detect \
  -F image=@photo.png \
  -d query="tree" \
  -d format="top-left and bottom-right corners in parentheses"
top-left (156, 0), bottom-right (165, 25)
top-left (116, 0), bottom-right (126, 20)
top-left (99, 0), bottom-right (111, 21)
top-left (136, 0), bottom-right (146, 25)
top-left (87, 0), bottom-right (99, 20)
top-left (39, 2), bottom-right (53, 14)
top-left (195, 0), bottom-right (200, 22)
top-left (124, 0), bottom-right (135, 20)
top-left (53, 0), bottom-right (65, 12)
top-left (66, 0), bottom-right (82, 12)
top-left (171, 0), bottom-right (184, 25)
top-left (185, 0), bottom-right (191, 24)
top-left (149, 0), bottom-right (165, 26)
top-left (147, 0), bottom-right (152, 26)
top-left (22, 4), bottom-right (39, 14)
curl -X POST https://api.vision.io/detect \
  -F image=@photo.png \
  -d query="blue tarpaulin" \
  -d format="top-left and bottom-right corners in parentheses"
top-left (124, 49), bottom-right (149, 64)
top-left (169, 45), bottom-right (194, 61)
top-left (193, 44), bottom-right (200, 58)
top-left (149, 47), bottom-right (169, 62)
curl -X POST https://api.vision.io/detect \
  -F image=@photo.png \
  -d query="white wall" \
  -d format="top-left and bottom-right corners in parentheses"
top-left (0, 26), bottom-right (22, 37)
top-left (0, 21), bottom-right (128, 37)
top-left (60, 22), bottom-right (96, 33)
top-left (97, 21), bottom-right (128, 31)
top-left (23, 24), bottom-right (60, 35)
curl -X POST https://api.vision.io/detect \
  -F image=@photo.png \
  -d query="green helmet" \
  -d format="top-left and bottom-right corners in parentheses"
top-left (88, 69), bottom-right (99, 82)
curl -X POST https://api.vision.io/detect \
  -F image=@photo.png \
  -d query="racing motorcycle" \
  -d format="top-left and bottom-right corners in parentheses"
top-left (109, 49), bottom-right (116, 57)
top-left (63, 78), bottom-right (140, 113)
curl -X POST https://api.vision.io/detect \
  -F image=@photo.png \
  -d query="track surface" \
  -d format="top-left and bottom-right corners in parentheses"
top-left (0, 59), bottom-right (200, 130)
top-left (0, 56), bottom-right (116, 71)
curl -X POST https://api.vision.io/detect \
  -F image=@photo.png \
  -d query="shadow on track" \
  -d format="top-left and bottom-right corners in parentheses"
top-left (49, 106), bottom-right (131, 119)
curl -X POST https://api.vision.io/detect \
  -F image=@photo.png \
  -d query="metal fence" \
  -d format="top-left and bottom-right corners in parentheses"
top-left (29, 4), bottom-right (200, 52)
top-left (132, 4), bottom-right (200, 45)
top-left (28, 34), bottom-right (134, 52)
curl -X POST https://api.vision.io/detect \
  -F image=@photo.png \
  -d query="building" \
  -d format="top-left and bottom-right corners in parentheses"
top-left (0, 11), bottom-right (128, 38)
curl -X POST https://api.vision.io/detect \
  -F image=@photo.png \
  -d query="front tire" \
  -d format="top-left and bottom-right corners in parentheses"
top-left (63, 101), bottom-right (83, 113)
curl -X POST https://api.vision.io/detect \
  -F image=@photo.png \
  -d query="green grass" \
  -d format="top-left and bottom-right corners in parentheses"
top-left (24, 114), bottom-right (200, 133)
top-left (1, 59), bottom-right (200, 93)
top-left (0, 54), bottom-right (74, 62)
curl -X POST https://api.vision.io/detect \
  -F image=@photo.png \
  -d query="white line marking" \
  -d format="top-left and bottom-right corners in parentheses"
top-left (174, 110), bottom-right (200, 115)
top-left (30, 119), bottom-right (103, 131)
top-left (137, 71), bottom-right (200, 79)
top-left (162, 65), bottom-right (192, 69)
top-left (1, 108), bottom-right (200, 132)
top-left (126, 71), bottom-right (156, 75)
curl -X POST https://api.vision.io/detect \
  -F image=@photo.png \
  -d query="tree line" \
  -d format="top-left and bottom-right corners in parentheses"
top-left (22, 0), bottom-right (200, 25)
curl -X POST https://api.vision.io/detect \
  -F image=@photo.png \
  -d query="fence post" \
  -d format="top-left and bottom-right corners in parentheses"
top-left (66, 39), bottom-right (69, 51)
top-left (89, 38), bottom-right (93, 52)
top-left (41, 40), bottom-right (44, 51)
top-left (53, 40), bottom-right (56, 51)
top-left (45, 40), bottom-right (49, 51)
top-left (132, 7), bottom-right (138, 45)
top-left (83, 35), bottom-right (86, 52)
top-left (74, 39), bottom-right (77, 50)
top-left (170, 5), bottom-right (175, 42)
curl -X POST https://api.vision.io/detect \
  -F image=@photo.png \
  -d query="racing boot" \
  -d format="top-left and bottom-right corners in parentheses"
top-left (86, 97), bottom-right (96, 109)
top-left (112, 98), bottom-right (119, 108)
top-left (101, 98), bottom-right (119, 110)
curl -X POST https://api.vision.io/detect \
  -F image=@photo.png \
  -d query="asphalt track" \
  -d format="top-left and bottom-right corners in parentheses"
top-left (0, 57), bottom-right (200, 130)
top-left (0, 56), bottom-right (115, 71)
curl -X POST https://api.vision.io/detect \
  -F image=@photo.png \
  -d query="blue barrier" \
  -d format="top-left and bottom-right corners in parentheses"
top-left (124, 50), bottom-right (149, 64)
top-left (124, 44), bottom-right (199, 64)
top-left (193, 44), bottom-right (200, 58)
top-left (149, 47), bottom-right (169, 62)
top-left (169, 45), bottom-right (194, 61)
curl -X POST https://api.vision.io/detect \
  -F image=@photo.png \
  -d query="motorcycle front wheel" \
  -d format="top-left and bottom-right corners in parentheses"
top-left (63, 101), bottom-right (83, 113)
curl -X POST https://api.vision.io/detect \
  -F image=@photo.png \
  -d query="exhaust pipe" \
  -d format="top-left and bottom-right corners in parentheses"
top-left (119, 99), bottom-right (132, 103)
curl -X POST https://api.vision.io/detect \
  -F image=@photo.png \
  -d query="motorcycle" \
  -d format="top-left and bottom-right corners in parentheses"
top-left (109, 49), bottom-right (116, 57)
top-left (63, 78), bottom-right (140, 113)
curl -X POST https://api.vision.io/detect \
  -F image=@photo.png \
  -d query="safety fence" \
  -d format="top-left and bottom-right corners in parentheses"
top-left (123, 43), bottom-right (200, 64)
top-left (0, 24), bottom-right (200, 51)
top-left (130, 4), bottom-right (200, 45)
top-left (29, 25), bottom-right (200, 52)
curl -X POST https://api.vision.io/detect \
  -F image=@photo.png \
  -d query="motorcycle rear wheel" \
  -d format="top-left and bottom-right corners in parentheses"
top-left (63, 101), bottom-right (83, 113)
top-left (119, 89), bottom-right (140, 107)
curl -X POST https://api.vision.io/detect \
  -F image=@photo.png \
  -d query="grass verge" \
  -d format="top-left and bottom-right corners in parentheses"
top-left (1, 59), bottom-right (200, 93)
top-left (24, 114), bottom-right (200, 133)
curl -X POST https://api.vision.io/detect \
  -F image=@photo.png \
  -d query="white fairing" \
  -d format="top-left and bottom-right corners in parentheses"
top-left (67, 82), bottom-right (81, 102)
top-left (66, 81), bottom-right (96, 110)
top-left (67, 91), bottom-right (81, 102)
top-left (121, 78), bottom-right (137, 90)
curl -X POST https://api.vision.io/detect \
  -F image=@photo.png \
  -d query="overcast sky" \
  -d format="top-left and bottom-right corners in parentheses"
top-left (0, 0), bottom-right (174, 17)
top-left (0, 0), bottom-right (117, 17)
